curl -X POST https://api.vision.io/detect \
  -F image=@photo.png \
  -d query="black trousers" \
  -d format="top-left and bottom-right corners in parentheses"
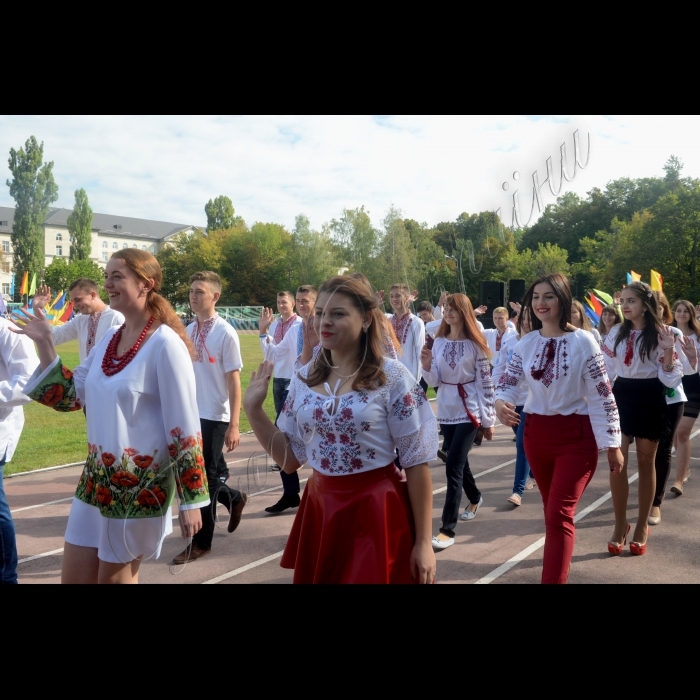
top-left (193, 418), bottom-right (243, 550)
top-left (653, 402), bottom-right (684, 507)
top-left (439, 422), bottom-right (480, 538)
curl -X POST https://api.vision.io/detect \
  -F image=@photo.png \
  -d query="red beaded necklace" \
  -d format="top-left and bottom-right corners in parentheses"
top-left (102, 316), bottom-right (156, 376)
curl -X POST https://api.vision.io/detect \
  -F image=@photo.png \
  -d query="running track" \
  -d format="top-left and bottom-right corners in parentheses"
top-left (6, 418), bottom-right (700, 584)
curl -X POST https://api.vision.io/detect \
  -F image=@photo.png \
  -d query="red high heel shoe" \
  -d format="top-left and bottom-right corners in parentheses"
top-left (630, 526), bottom-right (650, 556)
top-left (607, 524), bottom-right (631, 556)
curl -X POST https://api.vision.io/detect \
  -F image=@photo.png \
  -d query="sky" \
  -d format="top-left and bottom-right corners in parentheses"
top-left (1, 115), bottom-right (699, 232)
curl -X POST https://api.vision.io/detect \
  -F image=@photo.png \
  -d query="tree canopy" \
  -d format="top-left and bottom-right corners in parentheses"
top-left (68, 188), bottom-right (93, 261)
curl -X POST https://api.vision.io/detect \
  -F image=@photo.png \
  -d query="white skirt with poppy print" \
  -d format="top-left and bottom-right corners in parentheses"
top-left (65, 498), bottom-right (174, 563)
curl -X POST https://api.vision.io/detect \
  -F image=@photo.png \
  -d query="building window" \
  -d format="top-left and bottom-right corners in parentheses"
top-left (1, 240), bottom-right (9, 253)
top-left (70, 235), bottom-right (75, 243)
top-left (102, 241), bottom-right (108, 249)
top-left (132, 244), bottom-right (137, 248)
top-left (2, 283), bottom-right (9, 295)
top-left (122, 243), bottom-right (127, 249)
top-left (150, 245), bottom-right (156, 253)
top-left (56, 246), bottom-right (63, 256)
top-left (1, 261), bottom-right (10, 274)
top-left (112, 241), bottom-right (118, 249)
top-left (56, 232), bottom-right (62, 241)
top-left (141, 245), bottom-right (147, 251)
top-left (102, 252), bottom-right (108, 262)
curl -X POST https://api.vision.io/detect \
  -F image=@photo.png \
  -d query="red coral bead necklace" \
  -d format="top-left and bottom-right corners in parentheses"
top-left (102, 316), bottom-right (155, 376)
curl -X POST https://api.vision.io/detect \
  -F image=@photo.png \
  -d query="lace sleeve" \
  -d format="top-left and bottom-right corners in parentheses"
top-left (395, 416), bottom-right (439, 468)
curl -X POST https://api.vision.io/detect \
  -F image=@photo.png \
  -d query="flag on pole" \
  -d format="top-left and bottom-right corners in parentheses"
top-left (593, 289), bottom-right (613, 305)
top-left (587, 293), bottom-right (604, 317)
top-left (28, 273), bottom-right (37, 296)
top-left (583, 297), bottom-right (600, 326)
top-left (47, 290), bottom-right (62, 312)
top-left (53, 292), bottom-right (66, 312)
top-left (59, 302), bottom-right (74, 323)
top-left (650, 269), bottom-right (663, 291)
top-left (19, 271), bottom-right (28, 295)
top-left (630, 270), bottom-right (642, 282)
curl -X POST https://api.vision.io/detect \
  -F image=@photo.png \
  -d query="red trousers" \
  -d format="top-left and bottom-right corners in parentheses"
top-left (524, 413), bottom-right (598, 584)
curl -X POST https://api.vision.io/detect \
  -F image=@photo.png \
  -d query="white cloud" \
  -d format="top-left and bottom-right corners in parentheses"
top-left (1, 115), bottom-right (699, 233)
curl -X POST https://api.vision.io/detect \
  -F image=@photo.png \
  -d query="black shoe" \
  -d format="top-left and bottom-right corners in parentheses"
top-left (473, 427), bottom-right (485, 447)
top-left (265, 493), bottom-right (301, 514)
top-left (437, 449), bottom-right (448, 463)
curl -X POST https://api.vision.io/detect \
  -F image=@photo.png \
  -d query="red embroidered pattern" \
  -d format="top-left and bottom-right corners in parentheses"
top-left (443, 340), bottom-right (465, 369)
top-left (86, 312), bottom-right (102, 356)
top-left (391, 312), bottom-right (413, 344)
top-left (273, 314), bottom-right (297, 344)
top-left (530, 337), bottom-right (569, 387)
top-left (191, 315), bottom-right (217, 363)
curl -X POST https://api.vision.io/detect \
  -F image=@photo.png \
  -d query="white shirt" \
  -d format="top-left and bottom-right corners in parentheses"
top-left (422, 338), bottom-right (495, 427)
top-left (483, 326), bottom-right (518, 366)
top-left (189, 314), bottom-right (243, 423)
top-left (492, 331), bottom-right (528, 407)
top-left (278, 358), bottom-right (438, 475)
top-left (51, 307), bottom-right (125, 363)
top-left (495, 329), bottom-right (622, 450)
top-left (426, 319), bottom-right (484, 337)
top-left (0, 319), bottom-right (39, 462)
top-left (260, 323), bottom-right (301, 380)
top-left (602, 325), bottom-right (683, 390)
top-left (388, 312), bottom-right (425, 382)
top-left (269, 315), bottom-right (302, 344)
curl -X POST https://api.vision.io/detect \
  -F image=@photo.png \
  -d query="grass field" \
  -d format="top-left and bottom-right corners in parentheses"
top-left (6, 335), bottom-right (274, 475)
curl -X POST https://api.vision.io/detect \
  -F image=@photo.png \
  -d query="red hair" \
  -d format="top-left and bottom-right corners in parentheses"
top-left (435, 294), bottom-right (490, 359)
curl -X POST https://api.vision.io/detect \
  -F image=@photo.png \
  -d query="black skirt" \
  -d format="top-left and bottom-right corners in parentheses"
top-left (682, 373), bottom-right (700, 419)
top-left (612, 377), bottom-right (668, 441)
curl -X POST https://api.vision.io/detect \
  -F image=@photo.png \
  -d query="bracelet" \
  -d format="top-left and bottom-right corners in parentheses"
top-left (663, 364), bottom-right (674, 372)
top-left (259, 334), bottom-right (268, 338)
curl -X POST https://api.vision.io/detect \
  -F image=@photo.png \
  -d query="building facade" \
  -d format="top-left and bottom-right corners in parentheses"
top-left (0, 206), bottom-right (201, 298)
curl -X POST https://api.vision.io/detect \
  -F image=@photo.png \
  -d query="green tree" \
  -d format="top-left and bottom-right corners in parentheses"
top-left (289, 214), bottom-right (342, 288)
top-left (67, 188), bottom-right (93, 260)
top-left (6, 136), bottom-right (59, 277)
top-left (330, 206), bottom-right (380, 273)
top-left (44, 257), bottom-right (107, 301)
top-left (205, 195), bottom-right (242, 232)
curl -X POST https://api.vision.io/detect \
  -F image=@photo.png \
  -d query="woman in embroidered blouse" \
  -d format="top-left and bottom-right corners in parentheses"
top-left (601, 282), bottom-right (682, 556)
top-left (571, 300), bottom-right (602, 345)
top-left (244, 275), bottom-right (439, 584)
top-left (420, 293), bottom-right (494, 550)
top-left (597, 304), bottom-right (622, 345)
top-left (13, 250), bottom-right (209, 584)
top-left (495, 273), bottom-right (624, 584)
top-left (669, 299), bottom-right (700, 495)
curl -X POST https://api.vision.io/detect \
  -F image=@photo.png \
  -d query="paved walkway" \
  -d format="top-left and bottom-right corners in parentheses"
top-left (6, 425), bottom-right (699, 584)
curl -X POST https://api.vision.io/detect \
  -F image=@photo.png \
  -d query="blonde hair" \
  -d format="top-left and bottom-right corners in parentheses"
top-left (571, 300), bottom-right (592, 331)
top-left (493, 306), bottom-right (508, 316)
top-left (112, 249), bottom-right (196, 360)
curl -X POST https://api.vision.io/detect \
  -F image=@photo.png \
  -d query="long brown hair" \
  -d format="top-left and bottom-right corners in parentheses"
top-left (597, 304), bottom-right (622, 335)
top-left (672, 299), bottom-right (700, 337)
top-left (435, 293), bottom-right (490, 359)
top-left (302, 275), bottom-right (389, 391)
top-left (571, 300), bottom-right (592, 331)
top-left (521, 273), bottom-right (573, 333)
top-left (614, 281), bottom-right (664, 360)
top-left (111, 249), bottom-right (196, 360)
top-left (653, 290), bottom-right (673, 324)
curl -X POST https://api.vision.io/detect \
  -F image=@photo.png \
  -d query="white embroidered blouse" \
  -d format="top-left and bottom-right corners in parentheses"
top-left (422, 338), bottom-right (495, 427)
top-left (602, 325), bottom-right (683, 388)
top-left (495, 329), bottom-right (622, 450)
top-left (492, 332), bottom-right (528, 407)
top-left (277, 358), bottom-right (439, 475)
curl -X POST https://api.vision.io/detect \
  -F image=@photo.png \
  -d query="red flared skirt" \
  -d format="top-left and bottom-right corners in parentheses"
top-left (280, 464), bottom-right (418, 584)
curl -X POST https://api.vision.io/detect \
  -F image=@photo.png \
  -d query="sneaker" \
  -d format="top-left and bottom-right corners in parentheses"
top-left (227, 493), bottom-right (248, 533)
top-left (172, 543), bottom-right (211, 565)
top-left (507, 493), bottom-right (522, 506)
top-left (264, 493), bottom-right (301, 514)
top-left (432, 535), bottom-right (455, 550)
top-left (437, 449), bottom-right (449, 463)
top-left (461, 496), bottom-right (483, 521)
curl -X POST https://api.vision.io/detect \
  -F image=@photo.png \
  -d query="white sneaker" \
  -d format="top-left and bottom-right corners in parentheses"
top-left (432, 535), bottom-right (455, 550)
top-left (461, 496), bottom-right (483, 521)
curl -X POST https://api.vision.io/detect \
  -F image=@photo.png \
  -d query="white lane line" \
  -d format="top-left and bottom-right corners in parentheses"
top-left (17, 548), bottom-right (64, 565)
top-left (202, 551), bottom-right (285, 584)
top-left (11, 497), bottom-right (73, 514)
top-left (432, 459), bottom-right (515, 495)
top-left (475, 428), bottom-right (700, 584)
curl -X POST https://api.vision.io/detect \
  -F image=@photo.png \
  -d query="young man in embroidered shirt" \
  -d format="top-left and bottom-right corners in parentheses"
top-left (32, 279), bottom-right (124, 362)
top-left (387, 284), bottom-right (425, 383)
top-left (481, 306), bottom-right (517, 368)
top-left (259, 284), bottom-right (317, 513)
top-left (173, 271), bottom-right (246, 564)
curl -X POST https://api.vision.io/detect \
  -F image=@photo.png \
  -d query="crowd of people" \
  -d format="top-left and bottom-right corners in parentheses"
top-left (0, 249), bottom-right (697, 585)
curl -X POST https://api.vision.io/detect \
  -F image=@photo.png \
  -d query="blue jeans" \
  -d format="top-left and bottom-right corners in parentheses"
top-left (0, 456), bottom-right (18, 584)
top-left (273, 378), bottom-right (300, 496)
top-left (513, 407), bottom-right (534, 496)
